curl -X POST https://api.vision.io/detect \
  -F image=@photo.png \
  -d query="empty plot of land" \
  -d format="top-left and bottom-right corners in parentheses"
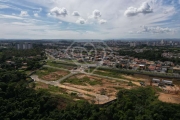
top-left (61, 73), bottom-right (137, 103)
top-left (47, 61), bottom-right (78, 70)
top-left (61, 74), bottom-right (103, 86)
top-left (158, 93), bottom-right (180, 104)
top-left (36, 67), bottom-right (70, 81)
top-left (121, 75), bottom-right (146, 81)
top-left (92, 68), bottom-right (147, 83)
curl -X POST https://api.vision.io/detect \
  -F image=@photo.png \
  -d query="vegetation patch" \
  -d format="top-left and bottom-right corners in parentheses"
top-left (36, 67), bottom-right (70, 81)
top-left (61, 74), bottom-right (103, 86)
top-left (35, 82), bottom-right (80, 101)
top-left (47, 61), bottom-right (78, 70)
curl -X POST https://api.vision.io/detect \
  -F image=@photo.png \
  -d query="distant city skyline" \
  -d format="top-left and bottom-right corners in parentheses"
top-left (0, 0), bottom-right (180, 39)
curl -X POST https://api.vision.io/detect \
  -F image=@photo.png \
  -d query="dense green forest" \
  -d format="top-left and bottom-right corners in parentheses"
top-left (1, 69), bottom-right (180, 120)
top-left (0, 48), bottom-right (46, 70)
top-left (0, 70), bottom-right (69, 120)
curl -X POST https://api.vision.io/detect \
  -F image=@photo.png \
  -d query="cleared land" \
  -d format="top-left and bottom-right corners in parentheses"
top-left (47, 61), bottom-right (78, 70)
top-left (158, 93), bottom-right (180, 104)
top-left (34, 61), bottom-right (180, 104)
top-left (157, 85), bottom-right (180, 104)
top-left (61, 74), bottom-right (103, 86)
top-left (92, 68), bottom-right (143, 80)
top-left (61, 73), bottom-right (137, 104)
top-left (36, 67), bottom-right (70, 81)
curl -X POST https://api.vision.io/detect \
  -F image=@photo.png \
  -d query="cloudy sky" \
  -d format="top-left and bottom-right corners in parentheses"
top-left (0, 0), bottom-right (180, 39)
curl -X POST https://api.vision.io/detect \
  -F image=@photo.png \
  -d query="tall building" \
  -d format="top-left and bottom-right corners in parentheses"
top-left (28, 43), bottom-right (33, 49)
top-left (16, 43), bottom-right (33, 50)
top-left (23, 43), bottom-right (28, 49)
top-left (160, 40), bottom-right (164, 45)
top-left (130, 42), bottom-right (136, 47)
top-left (16, 43), bottom-right (23, 50)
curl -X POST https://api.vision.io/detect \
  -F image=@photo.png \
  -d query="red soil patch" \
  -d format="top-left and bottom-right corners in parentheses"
top-left (42, 71), bottom-right (69, 81)
top-left (158, 93), bottom-right (180, 104)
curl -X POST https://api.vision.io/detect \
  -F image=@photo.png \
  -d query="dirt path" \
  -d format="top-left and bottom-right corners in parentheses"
top-left (31, 75), bottom-right (116, 104)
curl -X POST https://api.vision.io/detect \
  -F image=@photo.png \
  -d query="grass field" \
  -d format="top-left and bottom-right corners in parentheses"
top-left (47, 61), bottom-right (78, 70)
top-left (61, 74), bottom-right (103, 86)
top-left (88, 67), bottom-right (146, 82)
top-left (91, 68), bottom-right (127, 79)
top-left (95, 70), bottom-right (122, 78)
top-left (36, 67), bottom-right (70, 81)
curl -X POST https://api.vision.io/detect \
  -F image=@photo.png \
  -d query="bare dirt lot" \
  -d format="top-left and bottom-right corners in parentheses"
top-left (92, 70), bottom-right (180, 104)
top-left (121, 75), bottom-right (147, 81)
top-left (157, 85), bottom-right (180, 104)
top-left (158, 93), bottom-right (180, 104)
top-left (40, 70), bottom-right (69, 81)
top-left (62, 74), bottom-right (137, 104)
top-left (35, 82), bottom-right (49, 89)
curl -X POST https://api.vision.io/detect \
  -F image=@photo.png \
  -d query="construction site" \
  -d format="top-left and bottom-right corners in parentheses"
top-left (138, 75), bottom-right (180, 104)
top-left (31, 61), bottom-right (180, 105)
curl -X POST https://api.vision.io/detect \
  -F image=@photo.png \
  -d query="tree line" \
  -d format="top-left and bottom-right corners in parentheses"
top-left (1, 70), bottom-right (180, 120)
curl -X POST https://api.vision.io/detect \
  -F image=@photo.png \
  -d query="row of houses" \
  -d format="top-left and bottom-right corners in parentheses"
top-left (162, 52), bottom-right (180, 59)
top-left (46, 48), bottom-right (180, 74)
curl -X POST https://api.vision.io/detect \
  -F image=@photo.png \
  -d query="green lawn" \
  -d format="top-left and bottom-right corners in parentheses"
top-left (92, 68), bottom-right (124, 79)
top-left (36, 67), bottom-right (58, 76)
top-left (47, 61), bottom-right (78, 70)
top-left (61, 74), bottom-right (102, 86)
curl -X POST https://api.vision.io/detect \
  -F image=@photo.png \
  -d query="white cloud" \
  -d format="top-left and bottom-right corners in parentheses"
top-left (76, 18), bottom-right (86, 24)
top-left (89, 9), bottom-right (101, 19)
top-left (0, 4), bottom-right (10, 9)
top-left (138, 2), bottom-right (153, 14)
top-left (34, 13), bottom-right (39, 17)
top-left (163, 7), bottom-right (176, 15)
top-left (72, 11), bottom-right (80, 16)
top-left (141, 26), bottom-right (175, 34)
top-left (33, 7), bottom-right (42, 14)
top-left (88, 9), bottom-right (107, 24)
top-left (124, 7), bottom-right (139, 17)
top-left (11, 22), bottom-right (33, 26)
top-left (99, 19), bottom-right (107, 24)
top-left (20, 11), bottom-right (29, 17)
top-left (49, 7), bottom-right (68, 17)
top-left (124, 2), bottom-right (153, 17)
top-left (0, 0), bottom-right (180, 39)
top-left (0, 14), bottom-right (23, 19)
top-left (38, 8), bottom-right (42, 12)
